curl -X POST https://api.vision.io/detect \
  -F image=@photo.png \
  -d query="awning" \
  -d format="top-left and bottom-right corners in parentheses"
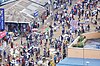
top-left (0, 31), bottom-right (6, 39)
top-left (5, 21), bottom-right (30, 24)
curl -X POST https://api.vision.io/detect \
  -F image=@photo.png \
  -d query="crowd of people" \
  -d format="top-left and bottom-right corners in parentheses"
top-left (1, 0), bottom-right (100, 66)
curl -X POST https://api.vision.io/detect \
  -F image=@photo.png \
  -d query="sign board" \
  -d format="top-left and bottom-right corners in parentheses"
top-left (0, 8), bottom-right (5, 31)
top-left (33, 10), bottom-right (38, 17)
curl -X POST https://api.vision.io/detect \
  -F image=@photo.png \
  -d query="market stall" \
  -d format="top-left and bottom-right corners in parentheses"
top-left (0, 31), bottom-right (6, 62)
top-left (0, 31), bottom-right (6, 39)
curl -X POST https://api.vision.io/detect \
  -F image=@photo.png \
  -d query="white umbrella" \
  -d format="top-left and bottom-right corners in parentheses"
top-left (63, 34), bottom-right (69, 38)
top-left (52, 51), bottom-right (57, 54)
top-left (38, 60), bottom-right (43, 65)
top-left (97, 6), bottom-right (100, 11)
top-left (32, 28), bottom-right (38, 32)
top-left (10, 49), bottom-right (14, 55)
top-left (85, 19), bottom-right (90, 22)
top-left (15, 49), bottom-right (19, 55)
top-left (49, 48), bottom-right (55, 52)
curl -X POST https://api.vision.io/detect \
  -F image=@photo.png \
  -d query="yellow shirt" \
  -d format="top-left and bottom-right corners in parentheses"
top-left (50, 61), bottom-right (55, 66)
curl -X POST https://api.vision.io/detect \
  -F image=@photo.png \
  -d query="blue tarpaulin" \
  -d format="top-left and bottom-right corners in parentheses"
top-left (0, 8), bottom-right (5, 31)
top-left (56, 57), bottom-right (100, 66)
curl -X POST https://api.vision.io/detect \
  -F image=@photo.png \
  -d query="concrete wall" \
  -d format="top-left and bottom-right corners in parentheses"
top-left (68, 36), bottom-right (80, 48)
top-left (82, 32), bottom-right (100, 39)
top-left (68, 32), bottom-right (100, 59)
top-left (68, 48), bottom-right (100, 59)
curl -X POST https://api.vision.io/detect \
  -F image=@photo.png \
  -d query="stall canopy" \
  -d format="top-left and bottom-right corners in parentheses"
top-left (0, 31), bottom-right (6, 39)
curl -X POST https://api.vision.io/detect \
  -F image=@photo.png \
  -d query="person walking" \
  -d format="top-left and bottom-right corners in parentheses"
top-left (87, 24), bottom-right (90, 31)
top-left (3, 50), bottom-right (6, 58)
top-left (54, 55), bottom-right (57, 64)
top-left (55, 43), bottom-right (57, 51)
top-left (46, 34), bottom-right (48, 43)
top-left (22, 57), bottom-right (25, 66)
top-left (11, 42), bottom-right (13, 48)
top-left (47, 48), bottom-right (50, 57)
top-left (48, 60), bottom-right (50, 66)
top-left (31, 58), bottom-right (34, 66)
top-left (40, 39), bottom-right (42, 46)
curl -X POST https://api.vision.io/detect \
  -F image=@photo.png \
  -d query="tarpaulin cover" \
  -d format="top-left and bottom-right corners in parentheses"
top-left (0, 31), bottom-right (6, 39)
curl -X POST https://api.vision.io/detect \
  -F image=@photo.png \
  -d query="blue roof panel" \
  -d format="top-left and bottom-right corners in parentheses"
top-left (56, 58), bottom-right (100, 66)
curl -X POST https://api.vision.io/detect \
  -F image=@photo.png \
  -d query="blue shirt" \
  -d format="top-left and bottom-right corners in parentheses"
top-left (54, 56), bottom-right (57, 60)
